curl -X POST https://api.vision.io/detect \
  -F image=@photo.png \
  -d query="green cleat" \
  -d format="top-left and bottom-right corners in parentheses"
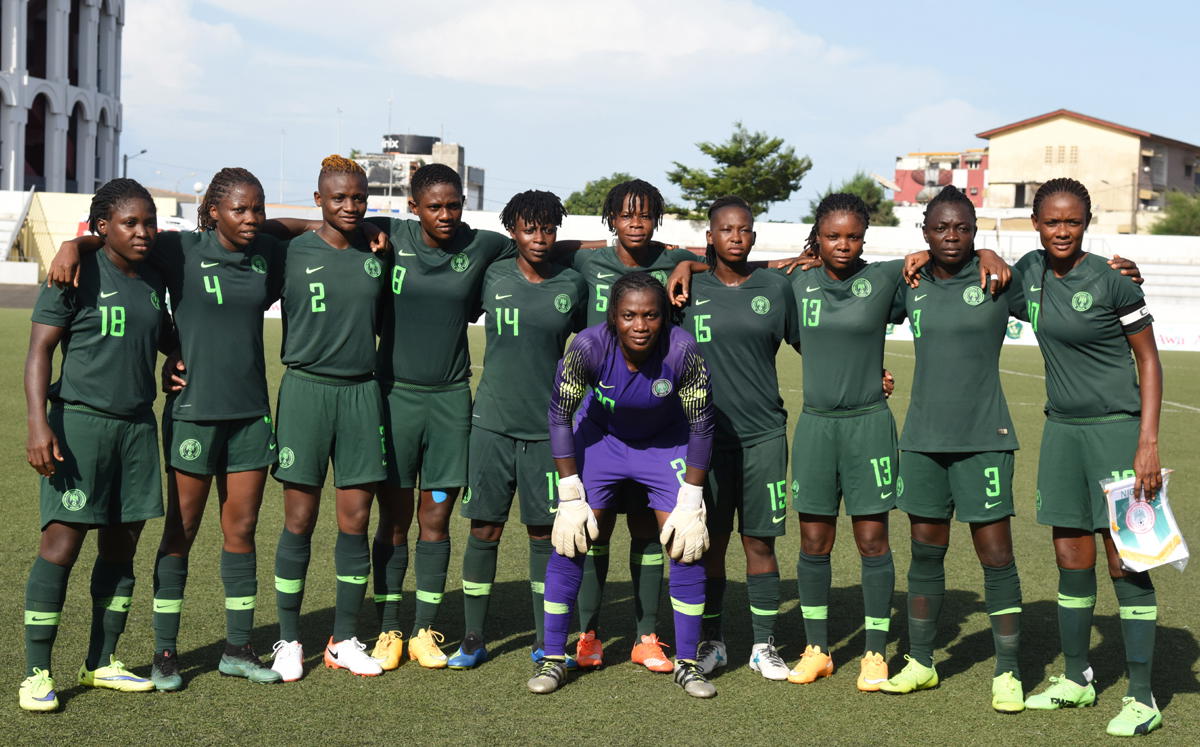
top-left (991, 671), bottom-right (1025, 713)
top-left (18, 669), bottom-right (58, 712)
top-left (151, 650), bottom-right (183, 692)
top-left (1106, 697), bottom-right (1162, 737)
top-left (219, 645), bottom-right (283, 684)
top-left (1024, 675), bottom-right (1096, 710)
top-left (79, 657), bottom-right (154, 692)
top-left (879, 655), bottom-right (939, 694)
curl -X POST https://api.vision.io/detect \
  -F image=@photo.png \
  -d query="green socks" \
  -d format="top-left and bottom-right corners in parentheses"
top-left (983, 560), bottom-right (1022, 678)
top-left (529, 538), bottom-right (552, 649)
top-left (746, 571), bottom-right (780, 645)
top-left (1113, 573), bottom-right (1156, 704)
top-left (152, 552), bottom-right (188, 653)
top-left (274, 529), bottom-right (311, 642)
top-left (222, 550), bottom-right (257, 647)
top-left (577, 543), bottom-right (609, 632)
top-left (797, 551), bottom-right (831, 649)
top-left (702, 575), bottom-right (727, 640)
top-left (86, 559), bottom-right (135, 671)
top-left (333, 532), bottom-right (369, 642)
top-left (372, 540), bottom-right (408, 633)
top-left (412, 538), bottom-right (450, 634)
top-left (861, 550), bottom-right (894, 654)
top-left (906, 540), bottom-right (947, 667)
top-left (462, 535), bottom-right (499, 640)
top-left (630, 539), bottom-right (664, 637)
top-left (1057, 566), bottom-right (1097, 686)
top-left (24, 556), bottom-right (70, 676)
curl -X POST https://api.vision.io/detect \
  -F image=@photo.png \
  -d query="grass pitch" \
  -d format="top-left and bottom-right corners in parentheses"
top-left (0, 308), bottom-right (1196, 744)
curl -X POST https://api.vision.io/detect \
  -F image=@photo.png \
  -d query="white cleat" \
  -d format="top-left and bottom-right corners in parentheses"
top-left (695, 640), bottom-right (728, 675)
top-left (324, 636), bottom-right (383, 677)
top-left (749, 638), bottom-right (790, 681)
top-left (271, 640), bottom-right (304, 682)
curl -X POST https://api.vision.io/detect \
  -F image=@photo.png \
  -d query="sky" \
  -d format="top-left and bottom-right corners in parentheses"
top-left (119, 0), bottom-right (1200, 221)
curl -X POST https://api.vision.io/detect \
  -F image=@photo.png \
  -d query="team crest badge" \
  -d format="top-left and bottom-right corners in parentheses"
top-left (851, 278), bottom-right (872, 298)
top-left (896, 476), bottom-right (905, 497)
top-left (1006, 320), bottom-right (1023, 339)
top-left (150, 290), bottom-right (161, 310)
top-left (962, 286), bottom-right (985, 306)
top-left (554, 293), bottom-right (572, 314)
top-left (651, 270), bottom-right (668, 287)
top-left (1071, 291), bottom-right (1093, 312)
top-left (1125, 501), bottom-right (1157, 534)
top-left (251, 255), bottom-right (268, 274)
top-left (278, 447), bottom-right (296, 469)
top-left (885, 323), bottom-right (895, 335)
top-left (178, 439), bottom-right (202, 461)
top-left (364, 257), bottom-right (383, 278)
top-left (450, 254), bottom-right (470, 273)
top-left (61, 489), bottom-right (87, 511)
top-left (791, 480), bottom-right (800, 495)
top-left (651, 378), bottom-right (673, 398)
top-left (751, 296), bottom-right (771, 315)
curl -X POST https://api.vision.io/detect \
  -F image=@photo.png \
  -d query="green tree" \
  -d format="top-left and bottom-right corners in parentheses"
top-left (804, 171), bottom-right (900, 227)
top-left (666, 122), bottom-right (812, 218)
top-left (564, 172), bottom-right (636, 216)
top-left (1150, 190), bottom-right (1200, 236)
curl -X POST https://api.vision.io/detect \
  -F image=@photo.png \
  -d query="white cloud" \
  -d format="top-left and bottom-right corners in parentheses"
top-left (867, 99), bottom-right (998, 154)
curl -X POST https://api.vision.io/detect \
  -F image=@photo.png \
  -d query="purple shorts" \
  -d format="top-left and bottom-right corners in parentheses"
top-left (574, 419), bottom-right (687, 512)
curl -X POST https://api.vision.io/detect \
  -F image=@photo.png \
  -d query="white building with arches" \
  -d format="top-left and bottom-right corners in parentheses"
top-left (0, 0), bottom-right (123, 194)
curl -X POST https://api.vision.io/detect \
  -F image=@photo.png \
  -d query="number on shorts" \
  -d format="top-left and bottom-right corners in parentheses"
top-left (693, 314), bottom-right (712, 343)
top-left (767, 480), bottom-right (788, 511)
top-left (204, 275), bottom-right (223, 305)
top-left (870, 456), bottom-right (893, 488)
top-left (595, 283), bottom-right (609, 312)
top-left (392, 265), bottom-right (407, 295)
top-left (309, 282), bottom-right (326, 313)
top-left (984, 466), bottom-right (1001, 497)
top-left (496, 307), bottom-right (519, 336)
top-left (545, 470), bottom-right (560, 503)
top-left (910, 308), bottom-right (922, 338)
top-left (670, 458), bottom-right (687, 486)
top-left (801, 298), bottom-right (821, 327)
top-left (99, 305), bottom-right (125, 337)
top-left (1110, 469), bottom-right (1135, 481)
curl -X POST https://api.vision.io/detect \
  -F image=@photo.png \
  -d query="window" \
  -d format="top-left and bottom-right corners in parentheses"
top-left (1057, 146), bottom-right (1066, 163)
top-left (1070, 146), bottom-right (1078, 164)
top-left (1186, 164), bottom-right (1194, 178)
top-left (1044, 146), bottom-right (1053, 164)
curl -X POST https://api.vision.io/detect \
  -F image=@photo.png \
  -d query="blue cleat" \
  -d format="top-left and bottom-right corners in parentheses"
top-left (447, 645), bottom-right (489, 670)
top-left (532, 648), bottom-right (578, 670)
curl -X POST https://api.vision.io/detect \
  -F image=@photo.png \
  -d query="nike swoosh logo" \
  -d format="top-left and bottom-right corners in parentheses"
top-left (200, 261), bottom-right (220, 268)
top-left (178, 404), bottom-right (192, 408)
top-left (306, 266), bottom-right (324, 274)
top-left (28, 615), bottom-right (56, 622)
top-left (100, 291), bottom-right (118, 298)
top-left (398, 249), bottom-right (417, 256)
top-left (597, 272), bottom-right (615, 279)
top-left (234, 599), bottom-right (254, 608)
top-left (694, 299), bottom-right (711, 305)
top-left (549, 506), bottom-right (558, 513)
top-left (1131, 610), bottom-right (1153, 616)
top-left (880, 492), bottom-right (892, 499)
top-left (913, 294), bottom-right (927, 301)
top-left (597, 381), bottom-right (615, 389)
top-left (805, 286), bottom-right (820, 292)
top-left (495, 294), bottom-right (512, 300)
top-left (1029, 286), bottom-right (1041, 292)
top-left (771, 514), bottom-right (786, 524)
top-left (985, 500), bottom-right (1002, 509)
top-left (33, 690), bottom-right (57, 701)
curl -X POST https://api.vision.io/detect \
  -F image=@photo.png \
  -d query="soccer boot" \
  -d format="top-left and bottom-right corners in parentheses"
top-left (18, 669), bottom-right (58, 712)
top-left (371, 631), bottom-right (404, 671)
top-left (151, 649), bottom-right (183, 692)
top-left (631, 634), bottom-right (673, 673)
top-left (787, 644), bottom-right (834, 684)
top-left (748, 639), bottom-right (789, 681)
top-left (695, 640), bottom-right (728, 675)
top-left (270, 640), bottom-right (304, 682)
top-left (532, 648), bottom-right (579, 670)
top-left (219, 643), bottom-right (283, 683)
top-left (408, 627), bottom-right (449, 669)
top-left (324, 636), bottom-right (383, 676)
top-left (447, 633), bottom-right (489, 670)
top-left (1024, 674), bottom-right (1096, 710)
top-left (992, 671), bottom-right (1025, 713)
top-left (527, 658), bottom-right (568, 694)
top-left (575, 630), bottom-right (603, 668)
top-left (857, 650), bottom-right (889, 692)
top-left (1106, 697), bottom-right (1162, 737)
top-left (78, 656), bottom-right (154, 692)
top-left (673, 660), bottom-right (717, 699)
top-left (879, 655), bottom-right (939, 694)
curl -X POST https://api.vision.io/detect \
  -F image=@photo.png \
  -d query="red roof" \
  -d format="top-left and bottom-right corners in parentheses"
top-left (975, 109), bottom-right (1200, 151)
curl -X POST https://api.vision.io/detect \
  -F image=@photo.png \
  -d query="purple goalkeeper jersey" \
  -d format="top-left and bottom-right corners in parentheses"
top-left (548, 323), bottom-right (714, 470)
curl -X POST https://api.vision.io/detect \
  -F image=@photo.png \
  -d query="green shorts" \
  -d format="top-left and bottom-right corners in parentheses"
top-left (39, 404), bottom-right (163, 529)
top-left (164, 406), bottom-right (276, 475)
top-left (272, 369), bottom-right (387, 489)
top-left (1036, 416), bottom-right (1139, 531)
top-left (791, 404), bottom-right (898, 517)
top-left (381, 381), bottom-right (471, 490)
top-left (706, 435), bottom-right (789, 537)
top-left (898, 450), bottom-right (1015, 523)
top-left (462, 427), bottom-right (557, 526)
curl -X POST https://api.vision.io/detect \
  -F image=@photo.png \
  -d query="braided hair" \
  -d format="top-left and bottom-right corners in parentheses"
top-left (88, 178), bottom-right (154, 235)
top-left (607, 271), bottom-right (671, 335)
top-left (500, 189), bottom-right (566, 231)
top-left (601, 178), bottom-right (665, 231)
top-left (804, 192), bottom-right (869, 254)
top-left (1032, 178), bottom-right (1093, 224)
top-left (705, 195), bottom-right (754, 268)
top-left (923, 185), bottom-right (976, 223)
top-left (411, 163), bottom-right (463, 200)
top-left (198, 167), bottom-right (263, 231)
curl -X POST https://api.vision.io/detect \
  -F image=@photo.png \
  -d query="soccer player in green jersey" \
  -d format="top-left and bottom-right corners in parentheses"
top-left (1016, 180), bottom-right (1165, 737)
top-left (20, 179), bottom-right (170, 711)
top-left (879, 186), bottom-right (1028, 710)
top-left (677, 196), bottom-right (800, 681)
top-left (269, 156), bottom-right (390, 680)
top-left (447, 190), bottom-right (587, 669)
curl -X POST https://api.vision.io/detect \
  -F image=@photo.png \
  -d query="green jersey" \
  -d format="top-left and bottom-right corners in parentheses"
top-left (569, 244), bottom-right (698, 326)
top-left (32, 250), bottom-right (168, 417)
top-left (789, 259), bottom-right (904, 411)
top-left (279, 230), bottom-right (388, 378)
top-left (369, 217), bottom-right (516, 385)
top-left (472, 259), bottom-right (587, 440)
top-left (681, 269), bottom-right (800, 445)
top-left (151, 231), bottom-right (285, 421)
top-left (1014, 251), bottom-right (1152, 419)
top-left (890, 255), bottom-right (1026, 452)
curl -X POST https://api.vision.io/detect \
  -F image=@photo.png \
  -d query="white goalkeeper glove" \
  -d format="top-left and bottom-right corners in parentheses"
top-left (551, 474), bottom-right (599, 558)
top-left (660, 482), bottom-right (709, 564)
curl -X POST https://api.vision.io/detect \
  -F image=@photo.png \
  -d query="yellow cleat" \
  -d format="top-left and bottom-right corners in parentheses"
top-left (857, 651), bottom-right (889, 692)
top-left (78, 656), bottom-right (154, 692)
top-left (371, 631), bottom-right (405, 671)
top-left (788, 645), bottom-right (834, 684)
top-left (19, 668), bottom-right (59, 712)
top-left (408, 628), bottom-right (448, 669)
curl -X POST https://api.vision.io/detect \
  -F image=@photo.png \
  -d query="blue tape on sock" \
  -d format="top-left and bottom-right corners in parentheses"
top-left (432, 490), bottom-right (448, 504)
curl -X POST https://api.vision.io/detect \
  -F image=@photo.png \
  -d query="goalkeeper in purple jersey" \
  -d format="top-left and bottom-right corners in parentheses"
top-left (527, 272), bottom-right (718, 699)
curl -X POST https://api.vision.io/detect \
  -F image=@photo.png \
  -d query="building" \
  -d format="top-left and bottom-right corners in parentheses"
top-left (354, 133), bottom-right (485, 211)
top-left (893, 149), bottom-right (988, 207)
top-left (978, 109), bottom-right (1200, 221)
top-left (0, 0), bottom-right (124, 193)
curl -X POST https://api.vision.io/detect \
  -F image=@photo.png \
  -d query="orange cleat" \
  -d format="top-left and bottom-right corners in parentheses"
top-left (575, 630), bottom-right (603, 668)
top-left (631, 634), bottom-right (673, 673)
